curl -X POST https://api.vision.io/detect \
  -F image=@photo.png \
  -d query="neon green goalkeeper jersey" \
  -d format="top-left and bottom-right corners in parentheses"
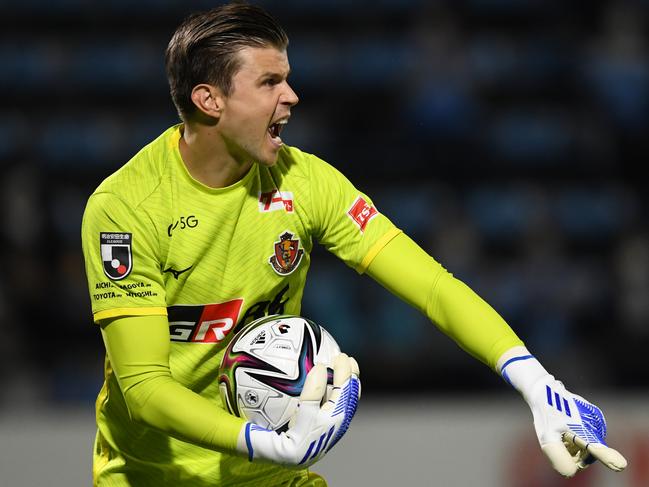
top-left (81, 124), bottom-right (399, 486)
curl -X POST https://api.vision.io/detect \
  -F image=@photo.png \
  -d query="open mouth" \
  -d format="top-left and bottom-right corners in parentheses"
top-left (268, 119), bottom-right (287, 146)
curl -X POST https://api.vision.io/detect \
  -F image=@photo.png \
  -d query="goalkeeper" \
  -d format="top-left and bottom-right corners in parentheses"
top-left (81, 3), bottom-right (626, 486)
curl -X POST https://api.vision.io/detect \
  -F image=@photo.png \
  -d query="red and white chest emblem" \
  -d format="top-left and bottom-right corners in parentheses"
top-left (258, 189), bottom-right (294, 213)
top-left (347, 196), bottom-right (378, 232)
top-left (269, 231), bottom-right (304, 275)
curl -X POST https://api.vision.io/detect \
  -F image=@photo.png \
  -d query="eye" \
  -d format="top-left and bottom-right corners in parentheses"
top-left (262, 76), bottom-right (282, 87)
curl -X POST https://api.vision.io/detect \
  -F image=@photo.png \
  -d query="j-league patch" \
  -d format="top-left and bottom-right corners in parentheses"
top-left (100, 232), bottom-right (132, 280)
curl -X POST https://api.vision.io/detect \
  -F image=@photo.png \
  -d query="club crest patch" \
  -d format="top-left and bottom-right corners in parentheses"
top-left (100, 232), bottom-right (132, 280)
top-left (269, 231), bottom-right (304, 276)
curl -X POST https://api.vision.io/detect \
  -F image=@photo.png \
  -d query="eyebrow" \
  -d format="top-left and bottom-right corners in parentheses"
top-left (258, 68), bottom-right (291, 79)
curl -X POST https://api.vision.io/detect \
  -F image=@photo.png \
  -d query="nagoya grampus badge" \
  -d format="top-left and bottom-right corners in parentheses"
top-left (269, 231), bottom-right (304, 276)
top-left (100, 232), bottom-right (133, 280)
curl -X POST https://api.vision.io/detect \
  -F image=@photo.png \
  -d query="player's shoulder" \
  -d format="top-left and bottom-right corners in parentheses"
top-left (90, 124), bottom-right (179, 209)
top-left (274, 144), bottom-right (339, 180)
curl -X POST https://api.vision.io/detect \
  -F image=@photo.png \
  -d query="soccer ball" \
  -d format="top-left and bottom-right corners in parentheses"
top-left (218, 314), bottom-right (340, 431)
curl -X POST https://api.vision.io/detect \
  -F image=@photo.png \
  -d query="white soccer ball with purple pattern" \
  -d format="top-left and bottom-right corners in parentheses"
top-left (218, 314), bottom-right (340, 431)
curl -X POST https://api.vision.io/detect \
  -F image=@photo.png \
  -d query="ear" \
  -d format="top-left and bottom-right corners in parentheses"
top-left (190, 84), bottom-right (225, 119)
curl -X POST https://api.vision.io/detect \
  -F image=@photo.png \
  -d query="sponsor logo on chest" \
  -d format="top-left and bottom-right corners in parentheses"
top-left (258, 189), bottom-right (294, 213)
top-left (167, 285), bottom-right (291, 343)
top-left (168, 299), bottom-right (244, 343)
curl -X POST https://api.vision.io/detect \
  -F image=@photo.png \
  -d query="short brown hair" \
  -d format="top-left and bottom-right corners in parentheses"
top-left (165, 3), bottom-right (289, 120)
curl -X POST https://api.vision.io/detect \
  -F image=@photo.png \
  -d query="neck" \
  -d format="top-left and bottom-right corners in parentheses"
top-left (178, 123), bottom-right (252, 189)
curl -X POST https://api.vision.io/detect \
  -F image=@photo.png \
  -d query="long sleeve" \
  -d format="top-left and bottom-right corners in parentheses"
top-left (365, 231), bottom-right (524, 370)
top-left (100, 314), bottom-right (246, 452)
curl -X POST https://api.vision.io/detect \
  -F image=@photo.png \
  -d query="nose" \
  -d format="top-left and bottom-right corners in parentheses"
top-left (281, 82), bottom-right (299, 107)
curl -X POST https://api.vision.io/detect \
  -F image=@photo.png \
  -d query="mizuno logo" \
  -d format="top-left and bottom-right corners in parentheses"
top-left (163, 265), bottom-right (193, 280)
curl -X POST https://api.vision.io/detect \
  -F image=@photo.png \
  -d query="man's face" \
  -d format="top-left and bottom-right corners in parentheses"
top-left (217, 46), bottom-right (299, 166)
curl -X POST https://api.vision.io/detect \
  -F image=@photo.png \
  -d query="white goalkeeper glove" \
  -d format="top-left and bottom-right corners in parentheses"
top-left (498, 346), bottom-right (627, 477)
top-left (236, 353), bottom-right (360, 467)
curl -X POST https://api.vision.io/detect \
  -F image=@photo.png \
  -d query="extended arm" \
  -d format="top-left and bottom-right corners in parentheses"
top-left (365, 231), bottom-right (522, 369)
top-left (365, 231), bottom-right (626, 476)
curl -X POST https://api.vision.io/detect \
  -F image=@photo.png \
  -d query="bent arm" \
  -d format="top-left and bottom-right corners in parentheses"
top-left (100, 315), bottom-right (245, 452)
top-left (365, 232), bottom-right (523, 369)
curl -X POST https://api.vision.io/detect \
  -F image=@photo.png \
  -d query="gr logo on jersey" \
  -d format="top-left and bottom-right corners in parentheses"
top-left (269, 231), bottom-right (304, 275)
top-left (167, 285), bottom-right (291, 343)
top-left (168, 298), bottom-right (244, 343)
top-left (100, 232), bottom-right (132, 280)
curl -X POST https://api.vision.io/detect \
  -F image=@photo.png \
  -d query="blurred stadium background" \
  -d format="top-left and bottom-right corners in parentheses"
top-left (1, 0), bottom-right (648, 485)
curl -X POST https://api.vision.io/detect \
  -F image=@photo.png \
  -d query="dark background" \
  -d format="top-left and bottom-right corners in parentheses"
top-left (1, 0), bottom-right (647, 411)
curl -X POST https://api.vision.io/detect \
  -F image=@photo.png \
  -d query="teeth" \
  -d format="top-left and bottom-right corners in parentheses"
top-left (268, 124), bottom-right (282, 141)
top-left (268, 118), bottom-right (288, 143)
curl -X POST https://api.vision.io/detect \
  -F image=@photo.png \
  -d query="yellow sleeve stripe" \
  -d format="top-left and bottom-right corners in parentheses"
top-left (356, 227), bottom-right (403, 274)
top-left (94, 307), bottom-right (168, 323)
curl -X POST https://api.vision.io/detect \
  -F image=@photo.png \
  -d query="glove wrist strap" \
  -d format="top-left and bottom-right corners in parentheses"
top-left (497, 346), bottom-right (551, 400)
top-left (236, 423), bottom-right (254, 460)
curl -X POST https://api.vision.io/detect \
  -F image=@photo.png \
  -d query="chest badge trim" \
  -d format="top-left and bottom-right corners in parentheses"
top-left (269, 231), bottom-right (304, 276)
